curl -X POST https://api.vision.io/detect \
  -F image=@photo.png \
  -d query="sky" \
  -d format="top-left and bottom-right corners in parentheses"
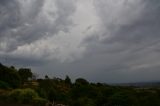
top-left (0, 0), bottom-right (160, 83)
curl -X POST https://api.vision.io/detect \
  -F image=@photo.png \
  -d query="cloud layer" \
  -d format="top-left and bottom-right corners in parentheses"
top-left (0, 0), bottom-right (160, 83)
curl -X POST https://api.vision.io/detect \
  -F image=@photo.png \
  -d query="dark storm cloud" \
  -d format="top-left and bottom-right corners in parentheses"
top-left (0, 0), bottom-right (20, 31)
top-left (78, 0), bottom-right (160, 82)
top-left (0, 0), bottom-right (44, 52)
top-left (84, 0), bottom-right (160, 55)
top-left (0, 0), bottom-right (76, 53)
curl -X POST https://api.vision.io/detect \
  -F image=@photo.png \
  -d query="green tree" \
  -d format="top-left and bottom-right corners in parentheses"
top-left (75, 78), bottom-right (89, 85)
top-left (37, 79), bottom-right (56, 100)
top-left (107, 91), bottom-right (136, 106)
top-left (18, 68), bottom-right (32, 84)
top-left (65, 75), bottom-right (71, 85)
top-left (0, 63), bottom-right (21, 88)
top-left (45, 75), bottom-right (49, 79)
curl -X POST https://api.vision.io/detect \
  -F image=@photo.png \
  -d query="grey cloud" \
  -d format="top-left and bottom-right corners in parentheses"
top-left (1, 0), bottom-right (160, 83)
top-left (0, 0), bottom-right (76, 53)
top-left (0, 0), bottom-right (20, 31)
top-left (78, 0), bottom-right (160, 82)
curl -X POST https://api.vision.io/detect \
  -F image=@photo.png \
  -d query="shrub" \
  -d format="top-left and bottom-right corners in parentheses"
top-left (9, 88), bottom-right (38, 104)
top-left (22, 88), bottom-right (38, 103)
top-left (0, 89), bottom-right (9, 103)
top-left (8, 89), bottom-right (22, 103)
top-left (32, 97), bottom-right (48, 106)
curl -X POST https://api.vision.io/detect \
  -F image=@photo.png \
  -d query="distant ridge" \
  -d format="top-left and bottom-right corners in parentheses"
top-left (111, 81), bottom-right (160, 88)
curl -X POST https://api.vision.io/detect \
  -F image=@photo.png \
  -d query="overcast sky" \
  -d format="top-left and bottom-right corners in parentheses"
top-left (0, 0), bottom-right (160, 83)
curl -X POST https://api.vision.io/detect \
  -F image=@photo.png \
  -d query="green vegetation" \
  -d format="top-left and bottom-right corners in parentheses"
top-left (0, 63), bottom-right (21, 88)
top-left (9, 88), bottom-right (38, 103)
top-left (0, 63), bottom-right (160, 106)
top-left (18, 68), bottom-right (33, 84)
top-left (0, 80), bottom-right (10, 89)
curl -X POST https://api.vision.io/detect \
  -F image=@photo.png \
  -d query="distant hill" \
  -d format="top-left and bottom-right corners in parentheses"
top-left (112, 81), bottom-right (160, 88)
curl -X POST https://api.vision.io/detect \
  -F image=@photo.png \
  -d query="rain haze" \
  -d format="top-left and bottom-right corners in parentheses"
top-left (0, 0), bottom-right (160, 83)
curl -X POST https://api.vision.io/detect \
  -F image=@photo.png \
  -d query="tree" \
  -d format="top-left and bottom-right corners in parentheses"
top-left (107, 91), bottom-right (136, 106)
top-left (45, 75), bottom-right (49, 79)
top-left (75, 78), bottom-right (89, 85)
top-left (0, 63), bottom-right (21, 88)
top-left (18, 68), bottom-right (32, 84)
top-left (65, 75), bottom-right (71, 85)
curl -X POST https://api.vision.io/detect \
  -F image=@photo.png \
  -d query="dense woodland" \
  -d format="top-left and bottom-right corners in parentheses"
top-left (0, 63), bottom-right (160, 106)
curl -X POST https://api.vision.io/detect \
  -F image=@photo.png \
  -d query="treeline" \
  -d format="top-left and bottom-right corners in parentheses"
top-left (0, 63), bottom-right (160, 106)
top-left (0, 63), bottom-right (32, 88)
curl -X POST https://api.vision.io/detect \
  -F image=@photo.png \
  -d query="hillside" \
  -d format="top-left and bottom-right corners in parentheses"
top-left (0, 63), bottom-right (160, 106)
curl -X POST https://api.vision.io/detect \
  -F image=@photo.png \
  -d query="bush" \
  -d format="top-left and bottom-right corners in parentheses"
top-left (0, 90), bottom-right (9, 103)
top-left (32, 97), bottom-right (48, 106)
top-left (8, 89), bottom-right (22, 103)
top-left (9, 88), bottom-right (38, 104)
